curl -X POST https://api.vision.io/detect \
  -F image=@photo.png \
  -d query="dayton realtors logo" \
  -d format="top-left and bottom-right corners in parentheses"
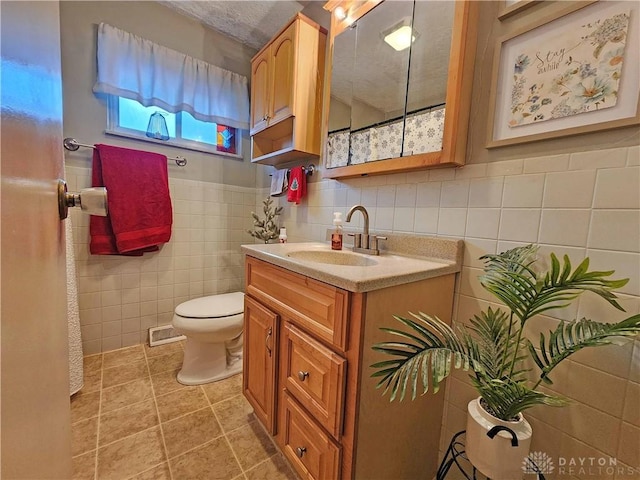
top-left (523, 452), bottom-right (640, 477)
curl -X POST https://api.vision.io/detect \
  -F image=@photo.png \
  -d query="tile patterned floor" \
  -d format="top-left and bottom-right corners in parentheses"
top-left (71, 342), bottom-right (298, 480)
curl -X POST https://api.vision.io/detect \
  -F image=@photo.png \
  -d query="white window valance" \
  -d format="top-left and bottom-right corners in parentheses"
top-left (93, 23), bottom-right (250, 130)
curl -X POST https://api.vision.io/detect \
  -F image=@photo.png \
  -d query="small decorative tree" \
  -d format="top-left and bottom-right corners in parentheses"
top-left (247, 197), bottom-right (283, 244)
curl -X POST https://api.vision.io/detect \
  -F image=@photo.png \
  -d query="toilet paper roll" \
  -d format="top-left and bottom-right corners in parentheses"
top-left (79, 187), bottom-right (108, 216)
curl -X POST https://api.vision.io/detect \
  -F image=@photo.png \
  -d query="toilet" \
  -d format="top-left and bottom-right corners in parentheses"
top-left (172, 292), bottom-right (245, 385)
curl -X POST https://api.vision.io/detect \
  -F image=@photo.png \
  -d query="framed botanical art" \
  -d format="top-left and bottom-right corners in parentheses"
top-left (487, 1), bottom-right (640, 148)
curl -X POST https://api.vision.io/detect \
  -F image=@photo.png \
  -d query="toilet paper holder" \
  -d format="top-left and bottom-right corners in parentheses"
top-left (58, 179), bottom-right (108, 220)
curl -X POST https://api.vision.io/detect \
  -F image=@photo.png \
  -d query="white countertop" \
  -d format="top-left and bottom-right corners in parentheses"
top-left (241, 239), bottom-right (463, 292)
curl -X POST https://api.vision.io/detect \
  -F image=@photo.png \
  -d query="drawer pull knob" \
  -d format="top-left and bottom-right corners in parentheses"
top-left (297, 371), bottom-right (309, 381)
top-left (296, 446), bottom-right (307, 458)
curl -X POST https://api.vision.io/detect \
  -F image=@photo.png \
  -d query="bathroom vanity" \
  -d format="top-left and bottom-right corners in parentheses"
top-left (241, 238), bottom-right (462, 480)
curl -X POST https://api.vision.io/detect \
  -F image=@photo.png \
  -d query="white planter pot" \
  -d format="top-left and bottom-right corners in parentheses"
top-left (466, 398), bottom-right (533, 480)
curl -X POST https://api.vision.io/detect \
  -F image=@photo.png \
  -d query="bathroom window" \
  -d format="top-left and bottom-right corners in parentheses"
top-left (106, 97), bottom-right (241, 157)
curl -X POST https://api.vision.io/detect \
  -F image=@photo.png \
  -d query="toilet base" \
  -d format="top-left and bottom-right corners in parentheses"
top-left (177, 336), bottom-right (243, 386)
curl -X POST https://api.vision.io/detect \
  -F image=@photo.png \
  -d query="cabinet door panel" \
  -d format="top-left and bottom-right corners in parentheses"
top-left (270, 21), bottom-right (296, 125)
top-left (282, 393), bottom-right (341, 480)
top-left (250, 50), bottom-right (270, 135)
top-left (246, 257), bottom-right (349, 350)
top-left (282, 323), bottom-right (345, 438)
top-left (243, 296), bottom-right (278, 433)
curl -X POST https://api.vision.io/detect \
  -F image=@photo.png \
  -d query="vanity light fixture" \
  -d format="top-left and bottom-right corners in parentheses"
top-left (334, 6), bottom-right (347, 20)
top-left (382, 18), bottom-right (419, 52)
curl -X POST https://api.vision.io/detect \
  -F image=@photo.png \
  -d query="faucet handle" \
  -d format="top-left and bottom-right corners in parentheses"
top-left (347, 233), bottom-right (362, 248)
top-left (370, 235), bottom-right (388, 252)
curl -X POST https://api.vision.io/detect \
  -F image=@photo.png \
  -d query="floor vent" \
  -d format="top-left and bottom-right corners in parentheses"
top-left (148, 324), bottom-right (186, 347)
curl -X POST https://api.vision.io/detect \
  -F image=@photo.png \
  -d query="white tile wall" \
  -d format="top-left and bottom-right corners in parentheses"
top-left (499, 209), bottom-right (541, 242)
top-left (594, 167), bottom-right (640, 209)
top-left (502, 174), bottom-right (545, 208)
top-left (543, 170), bottom-right (596, 208)
top-left (66, 166), bottom-right (254, 354)
top-left (468, 177), bottom-right (503, 207)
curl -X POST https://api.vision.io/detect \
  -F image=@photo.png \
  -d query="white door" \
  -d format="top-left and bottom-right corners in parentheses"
top-left (1, 1), bottom-right (72, 478)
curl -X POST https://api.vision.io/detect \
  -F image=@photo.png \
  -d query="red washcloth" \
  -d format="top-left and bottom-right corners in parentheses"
top-left (90, 144), bottom-right (172, 255)
top-left (286, 166), bottom-right (306, 205)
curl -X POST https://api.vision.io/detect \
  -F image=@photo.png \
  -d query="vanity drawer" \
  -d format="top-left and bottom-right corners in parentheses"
top-left (282, 392), bottom-right (342, 480)
top-left (246, 257), bottom-right (349, 350)
top-left (282, 323), bottom-right (346, 438)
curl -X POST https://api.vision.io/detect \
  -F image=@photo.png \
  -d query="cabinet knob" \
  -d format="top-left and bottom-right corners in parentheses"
top-left (297, 371), bottom-right (309, 381)
top-left (296, 446), bottom-right (307, 458)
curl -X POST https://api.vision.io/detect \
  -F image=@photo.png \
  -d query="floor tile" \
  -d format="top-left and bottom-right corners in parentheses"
top-left (144, 341), bottom-right (183, 358)
top-left (150, 368), bottom-right (188, 397)
top-left (155, 387), bottom-right (208, 422)
top-left (213, 394), bottom-right (255, 433)
top-left (72, 450), bottom-right (96, 480)
top-left (99, 399), bottom-right (158, 446)
top-left (71, 391), bottom-right (100, 423)
top-left (147, 351), bottom-right (184, 375)
top-left (72, 416), bottom-right (99, 457)
top-left (103, 345), bottom-right (145, 369)
top-left (227, 421), bottom-right (278, 470)
top-left (97, 426), bottom-right (166, 480)
top-left (101, 378), bottom-right (153, 414)
top-left (245, 453), bottom-right (298, 480)
top-left (162, 407), bottom-right (222, 459)
top-left (202, 373), bottom-right (243, 405)
top-left (82, 368), bottom-right (102, 394)
top-left (102, 361), bottom-right (148, 389)
top-left (129, 462), bottom-right (171, 480)
top-left (84, 354), bottom-right (103, 373)
top-left (169, 437), bottom-right (242, 479)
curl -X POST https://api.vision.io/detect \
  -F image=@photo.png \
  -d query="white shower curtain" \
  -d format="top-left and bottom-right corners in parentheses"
top-left (66, 217), bottom-right (83, 395)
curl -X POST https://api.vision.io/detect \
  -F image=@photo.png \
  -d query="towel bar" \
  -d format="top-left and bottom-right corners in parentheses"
top-left (63, 137), bottom-right (187, 167)
top-left (269, 164), bottom-right (315, 177)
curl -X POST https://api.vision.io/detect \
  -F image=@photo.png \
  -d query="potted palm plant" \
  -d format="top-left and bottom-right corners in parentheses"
top-left (371, 244), bottom-right (640, 479)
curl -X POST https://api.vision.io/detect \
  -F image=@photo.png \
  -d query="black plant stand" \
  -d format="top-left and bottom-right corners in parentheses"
top-left (437, 431), bottom-right (546, 480)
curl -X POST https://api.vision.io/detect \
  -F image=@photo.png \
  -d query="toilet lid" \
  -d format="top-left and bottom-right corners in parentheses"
top-left (175, 292), bottom-right (245, 318)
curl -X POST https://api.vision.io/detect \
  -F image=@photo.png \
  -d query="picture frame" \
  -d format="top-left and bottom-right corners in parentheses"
top-left (487, 1), bottom-right (640, 148)
top-left (498, 0), bottom-right (540, 21)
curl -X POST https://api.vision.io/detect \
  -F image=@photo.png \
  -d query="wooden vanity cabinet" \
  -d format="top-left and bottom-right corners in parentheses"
top-left (250, 13), bottom-right (327, 166)
top-left (243, 256), bottom-right (456, 480)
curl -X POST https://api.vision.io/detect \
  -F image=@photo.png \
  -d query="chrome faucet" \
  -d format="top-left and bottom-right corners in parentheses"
top-left (345, 205), bottom-right (386, 255)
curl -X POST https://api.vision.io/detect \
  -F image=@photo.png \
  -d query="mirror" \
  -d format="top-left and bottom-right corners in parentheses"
top-left (322, 0), bottom-right (478, 179)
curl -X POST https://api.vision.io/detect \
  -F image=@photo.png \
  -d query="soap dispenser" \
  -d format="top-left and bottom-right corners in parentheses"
top-left (331, 212), bottom-right (343, 250)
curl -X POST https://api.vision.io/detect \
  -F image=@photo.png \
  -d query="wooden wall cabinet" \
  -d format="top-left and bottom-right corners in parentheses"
top-left (250, 14), bottom-right (327, 166)
top-left (243, 256), bottom-right (456, 480)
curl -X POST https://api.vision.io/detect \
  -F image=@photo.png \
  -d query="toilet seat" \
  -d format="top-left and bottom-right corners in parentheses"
top-left (173, 312), bottom-right (243, 336)
top-left (175, 292), bottom-right (244, 318)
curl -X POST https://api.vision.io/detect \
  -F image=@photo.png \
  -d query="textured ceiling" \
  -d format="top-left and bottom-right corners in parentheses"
top-left (160, 1), bottom-right (309, 51)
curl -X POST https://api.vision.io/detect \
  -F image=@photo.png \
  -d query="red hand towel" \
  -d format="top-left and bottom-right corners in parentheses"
top-left (90, 144), bottom-right (172, 255)
top-left (287, 166), bottom-right (306, 205)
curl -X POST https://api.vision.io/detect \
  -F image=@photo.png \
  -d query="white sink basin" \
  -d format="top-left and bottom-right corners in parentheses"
top-left (287, 250), bottom-right (378, 266)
